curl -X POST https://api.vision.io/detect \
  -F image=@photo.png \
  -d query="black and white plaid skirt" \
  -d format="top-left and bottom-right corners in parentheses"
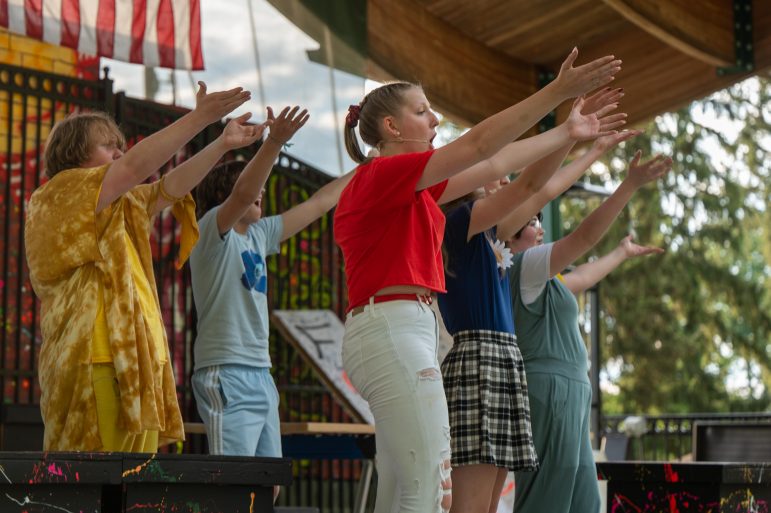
top-left (441, 329), bottom-right (539, 471)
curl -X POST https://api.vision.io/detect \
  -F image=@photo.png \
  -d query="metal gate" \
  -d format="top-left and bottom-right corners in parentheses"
top-left (0, 61), bottom-right (362, 512)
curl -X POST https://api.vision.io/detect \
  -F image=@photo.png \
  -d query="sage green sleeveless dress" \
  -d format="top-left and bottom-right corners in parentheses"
top-left (509, 248), bottom-right (601, 513)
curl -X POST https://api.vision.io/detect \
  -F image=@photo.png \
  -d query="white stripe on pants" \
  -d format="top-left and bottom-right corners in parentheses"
top-left (343, 299), bottom-right (452, 513)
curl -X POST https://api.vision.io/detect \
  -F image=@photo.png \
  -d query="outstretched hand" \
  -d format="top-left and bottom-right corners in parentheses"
top-left (553, 48), bottom-right (622, 100)
top-left (194, 81), bottom-right (252, 124)
top-left (267, 105), bottom-right (310, 145)
top-left (619, 234), bottom-right (664, 259)
top-left (582, 87), bottom-right (624, 116)
top-left (625, 150), bottom-right (673, 188)
top-left (591, 129), bottom-right (641, 153)
top-left (220, 112), bottom-right (268, 150)
top-left (565, 96), bottom-right (626, 141)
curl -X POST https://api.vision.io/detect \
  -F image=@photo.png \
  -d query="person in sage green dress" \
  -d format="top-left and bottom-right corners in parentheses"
top-left (507, 150), bottom-right (672, 513)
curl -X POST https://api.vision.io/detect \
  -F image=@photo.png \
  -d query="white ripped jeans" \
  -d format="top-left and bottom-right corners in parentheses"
top-left (343, 299), bottom-right (452, 513)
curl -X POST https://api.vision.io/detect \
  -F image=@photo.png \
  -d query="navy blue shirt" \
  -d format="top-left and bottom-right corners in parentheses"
top-left (437, 201), bottom-right (515, 335)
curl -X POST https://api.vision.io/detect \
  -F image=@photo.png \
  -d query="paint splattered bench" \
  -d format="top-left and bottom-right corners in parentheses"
top-left (0, 451), bottom-right (291, 512)
top-left (596, 461), bottom-right (771, 512)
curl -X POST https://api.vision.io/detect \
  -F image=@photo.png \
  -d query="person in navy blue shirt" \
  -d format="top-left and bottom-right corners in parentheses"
top-left (437, 87), bottom-right (637, 513)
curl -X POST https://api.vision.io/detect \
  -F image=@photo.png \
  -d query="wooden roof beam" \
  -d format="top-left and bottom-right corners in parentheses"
top-left (601, 0), bottom-right (735, 67)
top-left (367, 0), bottom-right (536, 124)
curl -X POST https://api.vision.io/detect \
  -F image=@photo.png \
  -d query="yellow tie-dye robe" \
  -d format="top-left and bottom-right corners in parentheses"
top-left (25, 164), bottom-right (198, 451)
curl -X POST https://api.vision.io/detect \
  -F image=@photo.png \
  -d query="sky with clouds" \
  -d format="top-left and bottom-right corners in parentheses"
top-left (103, 0), bottom-right (366, 176)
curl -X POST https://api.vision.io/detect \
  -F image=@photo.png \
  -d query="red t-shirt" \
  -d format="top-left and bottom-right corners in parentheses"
top-left (334, 151), bottom-right (448, 310)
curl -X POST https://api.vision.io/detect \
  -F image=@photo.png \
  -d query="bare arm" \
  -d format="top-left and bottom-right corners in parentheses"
top-left (438, 96), bottom-right (624, 204)
top-left (561, 235), bottom-right (664, 293)
top-left (463, 90), bottom-right (629, 237)
top-left (548, 151), bottom-right (673, 277)
top-left (417, 49), bottom-right (622, 191)
top-left (496, 129), bottom-right (641, 241)
top-left (280, 171), bottom-right (355, 242)
top-left (153, 112), bottom-right (266, 215)
top-left (97, 82), bottom-right (250, 213)
top-left (216, 106), bottom-right (308, 234)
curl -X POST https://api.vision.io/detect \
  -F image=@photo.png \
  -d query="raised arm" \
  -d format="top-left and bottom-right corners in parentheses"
top-left (152, 112), bottom-right (267, 215)
top-left (438, 95), bottom-right (624, 206)
top-left (496, 128), bottom-right (641, 241)
top-left (508, 87), bottom-right (625, 197)
top-left (280, 171), bottom-right (354, 242)
top-left (215, 106), bottom-right (308, 234)
top-left (447, 88), bottom-right (627, 233)
top-left (417, 48), bottom-right (622, 190)
top-left (561, 235), bottom-right (664, 293)
top-left (97, 82), bottom-right (250, 212)
top-left (548, 151), bottom-right (673, 277)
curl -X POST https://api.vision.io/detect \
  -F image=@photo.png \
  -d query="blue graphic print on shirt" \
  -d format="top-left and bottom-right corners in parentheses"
top-left (240, 250), bottom-right (267, 293)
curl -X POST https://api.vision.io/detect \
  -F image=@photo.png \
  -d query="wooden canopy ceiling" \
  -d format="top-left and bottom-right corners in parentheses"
top-left (273, 0), bottom-right (770, 128)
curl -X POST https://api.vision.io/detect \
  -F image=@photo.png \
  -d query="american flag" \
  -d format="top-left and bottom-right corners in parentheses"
top-left (0, 0), bottom-right (204, 70)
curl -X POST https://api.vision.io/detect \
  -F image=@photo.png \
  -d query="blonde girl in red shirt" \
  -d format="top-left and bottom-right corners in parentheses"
top-left (333, 49), bottom-right (623, 513)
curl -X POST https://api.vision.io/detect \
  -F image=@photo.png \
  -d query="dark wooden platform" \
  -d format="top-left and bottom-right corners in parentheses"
top-left (0, 451), bottom-right (292, 512)
top-left (597, 461), bottom-right (771, 512)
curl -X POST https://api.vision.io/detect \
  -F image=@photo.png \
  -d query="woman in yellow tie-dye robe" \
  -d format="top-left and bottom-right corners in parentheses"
top-left (25, 83), bottom-right (260, 451)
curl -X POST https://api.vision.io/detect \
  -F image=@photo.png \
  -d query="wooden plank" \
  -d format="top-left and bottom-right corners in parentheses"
top-left (420, 0), bottom-right (624, 65)
top-left (280, 422), bottom-right (375, 435)
top-left (602, 0), bottom-right (734, 66)
top-left (381, 0), bottom-right (770, 127)
top-left (184, 421), bottom-right (376, 436)
top-left (368, 0), bottom-right (536, 125)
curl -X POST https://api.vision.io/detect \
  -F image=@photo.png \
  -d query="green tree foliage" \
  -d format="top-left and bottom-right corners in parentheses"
top-left (562, 75), bottom-right (771, 414)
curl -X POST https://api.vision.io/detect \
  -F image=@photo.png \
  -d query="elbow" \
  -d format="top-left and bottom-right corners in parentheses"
top-left (231, 185), bottom-right (257, 208)
top-left (465, 129), bottom-right (492, 162)
top-left (520, 176), bottom-right (540, 196)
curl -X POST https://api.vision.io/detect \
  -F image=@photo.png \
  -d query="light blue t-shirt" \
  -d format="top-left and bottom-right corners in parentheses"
top-left (190, 206), bottom-right (283, 371)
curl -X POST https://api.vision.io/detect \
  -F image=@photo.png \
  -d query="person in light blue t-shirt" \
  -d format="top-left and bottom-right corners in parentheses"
top-left (189, 106), bottom-right (352, 487)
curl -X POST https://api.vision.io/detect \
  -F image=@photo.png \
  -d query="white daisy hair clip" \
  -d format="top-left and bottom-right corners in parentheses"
top-left (492, 239), bottom-right (513, 270)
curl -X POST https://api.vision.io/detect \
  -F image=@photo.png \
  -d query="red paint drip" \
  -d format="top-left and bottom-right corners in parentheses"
top-left (668, 493), bottom-right (680, 513)
top-left (663, 463), bottom-right (680, 483)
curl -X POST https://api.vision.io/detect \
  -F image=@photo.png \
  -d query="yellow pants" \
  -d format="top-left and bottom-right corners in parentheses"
top-left (92, 364), bottom-right (159, 452)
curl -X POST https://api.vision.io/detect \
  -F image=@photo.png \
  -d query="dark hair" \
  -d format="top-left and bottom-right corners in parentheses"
top-left (344, 82), bottom-right (420, 163)
top-left (513, 211), bottom-right (544, 239)
top-left (194, 160), bottom-right (247, 218)
top-left (44, 111), bottom-right (125, 178)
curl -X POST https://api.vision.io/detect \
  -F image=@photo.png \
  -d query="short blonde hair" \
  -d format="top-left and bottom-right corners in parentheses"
top-left (44, 111), bottom-right (126, 178)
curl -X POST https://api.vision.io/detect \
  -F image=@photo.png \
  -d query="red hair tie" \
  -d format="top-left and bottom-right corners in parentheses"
top-left (346, 104), bottom-right (361, 128)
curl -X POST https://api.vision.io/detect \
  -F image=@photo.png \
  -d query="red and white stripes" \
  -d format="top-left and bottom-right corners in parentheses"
top-left (0, 0), bottom-right (204, 70)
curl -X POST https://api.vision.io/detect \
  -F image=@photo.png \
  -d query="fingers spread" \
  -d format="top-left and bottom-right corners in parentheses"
top-left (234, 112), bottom-right (252, 123)
top-left (595, 103), bottom-right (621, 118)
top-left (581, 55), bottom-right (618, 72)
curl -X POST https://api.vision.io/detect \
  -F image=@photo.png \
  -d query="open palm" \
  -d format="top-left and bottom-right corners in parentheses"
top-left (566, 96), bottom-right (625, 141)
top-left (626, 151), bottom-right (673, 188)
top-left (221, 112), bottom-right (266, 150)
top-left (620, 234), bottom-right (664, 259)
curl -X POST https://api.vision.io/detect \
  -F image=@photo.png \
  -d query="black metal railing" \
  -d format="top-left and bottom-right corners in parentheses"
top-left (602, 412), bottom-right (771, 461)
